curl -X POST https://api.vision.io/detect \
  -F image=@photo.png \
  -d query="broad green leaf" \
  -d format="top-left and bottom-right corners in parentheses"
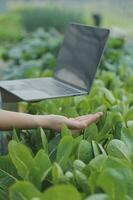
top-left (98, 112), bottom-right (113, 141)
top-left (12, 128), bottom-right (19, 142)
top-left (124, 106), bottom-right (133, 121)
top-left (40, 128), bottom-right (48, 154)
top-left (43, 184), bottom-right (81, 200)
top-left (0, 169), bottom-right (17, 200)
top-left (97, 143), bottom-right (107, 155)
top-left (97, 168), bottom-right (126, 200)
top-left (8, 140), bottom-right (36, 179)
top-left (88, 170), bottom-right (100, 194)
top-left (72, 135), bottom-right (83, 156)
top-left (0, 155), bottom-right (18, 200)
top-left (36, 128), bottom-right (48, 154)
top-left (88, 155), bottom-right (108, 193)
top-left (28, 149), bottom-right (51, 188)
top-left (56, 136), bottom-right (73, 168)
top-left (76, 99), bottom-right (90, 115)
top-left (28, 166), bottom-right (42, 189)
top-left (89, 155), bottom-right (108, 172)
top-left (107, 139), bottom-right (131, 162)
top-left (35, 149), bottom-right (51, 181)
top-left (73, 160), bottom-right (86, 171)
top-left (51, 162), bottom-right (64, 184)
top-left (84, 123), bottom-right (98, 141)
top-left (77, 140), bottom-right (93, 164)
top-left (62, 107), bottom-right (78, 117)
top-left (85, 194), bottom-right (109, 200)
top-left (61, 124), bottom-right (72, 138)
top-left (127, 121), bottom-right (133, 128)
top-left (65, 171), bottom-right (74, 182)
top-left (121, 127), bottom-right (133, 152)
top-left (114, 122), bottom-right (123, 139)
top-left (74, 170), bottom-right (89, 193)
top-left (49, 134), bottom-right (60, 162)
top-left (103, 157), bottom-right (133, 198)
top-left (0, 155), bottom-right (18, 178)
top-left (126, 195), bottom-right (133, 200)
top-left (92, 140), bottom-right (101, 157)
top-left (10, 181), bottom-right (42, 200)
top-left (102, 87), bottom-right (115, 104)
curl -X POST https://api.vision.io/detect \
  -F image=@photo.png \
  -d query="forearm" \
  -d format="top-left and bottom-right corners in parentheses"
top-left (0, 109), bottom-right (48, 131)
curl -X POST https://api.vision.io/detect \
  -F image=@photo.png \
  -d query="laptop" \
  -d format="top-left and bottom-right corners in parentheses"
top-left (0, 23), bottom-right (110, 103)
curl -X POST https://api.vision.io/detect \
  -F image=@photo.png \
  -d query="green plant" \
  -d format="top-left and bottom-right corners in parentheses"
top-left (0, 28), bottom-right (63, 80)
top-left (0, 29), bottom-right (133, 199)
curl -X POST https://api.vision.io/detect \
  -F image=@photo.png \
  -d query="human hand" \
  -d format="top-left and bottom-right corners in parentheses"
top-left (36, 112), bottom-right (103, 133)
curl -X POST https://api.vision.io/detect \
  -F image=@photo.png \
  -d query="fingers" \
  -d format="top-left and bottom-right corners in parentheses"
top-left (81, 112), bottom-right (103, 125)
top-left (67, 112), bottom-right (103, 130)
top-left (66, 119), bottom-right (87, 129)
top-left (74, 112), bottom-right (103, 121)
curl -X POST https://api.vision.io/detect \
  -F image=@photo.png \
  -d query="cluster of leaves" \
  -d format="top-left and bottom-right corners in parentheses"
top-left (0, 29), bottom-right (133, 199)
top-left (0, 28), bottom-right (63, 80)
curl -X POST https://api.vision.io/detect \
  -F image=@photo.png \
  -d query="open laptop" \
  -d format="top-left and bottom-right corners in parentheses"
top-left (0, 23), bottom-right (110, 103)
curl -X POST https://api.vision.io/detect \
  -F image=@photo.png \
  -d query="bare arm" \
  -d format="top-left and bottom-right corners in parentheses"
top-left (0, 109), bottom-right (40, 131)
top-left (0, 109), bottom-right (103, 132)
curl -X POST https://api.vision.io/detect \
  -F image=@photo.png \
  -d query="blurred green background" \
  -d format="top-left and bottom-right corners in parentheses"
top-left (0, 0), bottom-right (133, 44)
top-left (0, 0), bottom-right (133, 78)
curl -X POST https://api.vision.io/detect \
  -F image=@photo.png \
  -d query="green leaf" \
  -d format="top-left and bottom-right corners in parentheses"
top-left (10, 181), bottom-right (42, 200)
top-left (12, 128), bottom-right (19, 142)
top-left (107, 139), bottom-right (131, 162)
top-left (98, 112), bottom-right (113, 141)
top-left (84, 123), bottom-right (98, 141)
top-left (72, 135), bottom-right (83, 156)
top-left (61, 124), bottom-right (72, 138)
top-left (51, 163), bottom-right (64, 184)
top-left (73, 160), bottom-right (86, 171)
top-left (34, 149), bottom-right (51, 182)
top-left (0, 155), bottom-right (18, 200)
top-left (77, 140), bottom-right (93, 164)
top-left (127, 121), bottom-right (133, 128)
top-left (28, 166), bottom-right (42, 189)
top-left (74, 170), bottom-right (88, 193)
top-left (92, 140), bottom-right (101, 157)
top-left (43, 184), bottom-right (81, 200)
top-left (36, 128), bottom-right (48, 154)
top-left (124, 106), bottom-right (133, 121)
top-left (40, 128), bottom-right (48, 154)
top-left (0, 155), bottom-right (18, 178)
top-left (85, 194), bottom-right (109, 200)
top-left (8, 140), bottom-right (36, 179)
top-left (65, 171), bottom-right (74, 182)
top-left (97, 143), bottom-right (107, 155)
top-left (121, 127), bottom-right (133, 152)
top-left (100, 156), bottom-right (133, 198)
top-left (97, 168), bottom-right (126, 200)
top-left (89, 155), bottom-right (108, 172)
top-left (102, 87), bottom-right (115, 104)
top-left (56, 136), bottom-right (73, 168)
top-left (0, 169), bottom-right (17, 200)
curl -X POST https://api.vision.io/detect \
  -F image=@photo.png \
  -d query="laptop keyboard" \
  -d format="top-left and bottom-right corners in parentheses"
top-left (27, 78), bottom-right (82, 96)
top-left (0, 78), bottom-right (83, 98)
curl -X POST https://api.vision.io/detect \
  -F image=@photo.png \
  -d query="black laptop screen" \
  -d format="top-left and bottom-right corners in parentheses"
top-left (54, 23), bottom-right (109, 90)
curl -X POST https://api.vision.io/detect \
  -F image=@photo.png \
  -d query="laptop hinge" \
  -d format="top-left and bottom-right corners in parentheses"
top-left (53, 76), bottom-right (87, 92)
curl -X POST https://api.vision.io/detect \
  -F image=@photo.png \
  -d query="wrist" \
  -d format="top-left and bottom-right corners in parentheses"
top-left (33, 114), bottom-right (50, 129)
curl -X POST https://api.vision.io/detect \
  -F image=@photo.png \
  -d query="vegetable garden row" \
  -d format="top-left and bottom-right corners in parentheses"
top-left (0, 29), bottom-right (133, 200)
